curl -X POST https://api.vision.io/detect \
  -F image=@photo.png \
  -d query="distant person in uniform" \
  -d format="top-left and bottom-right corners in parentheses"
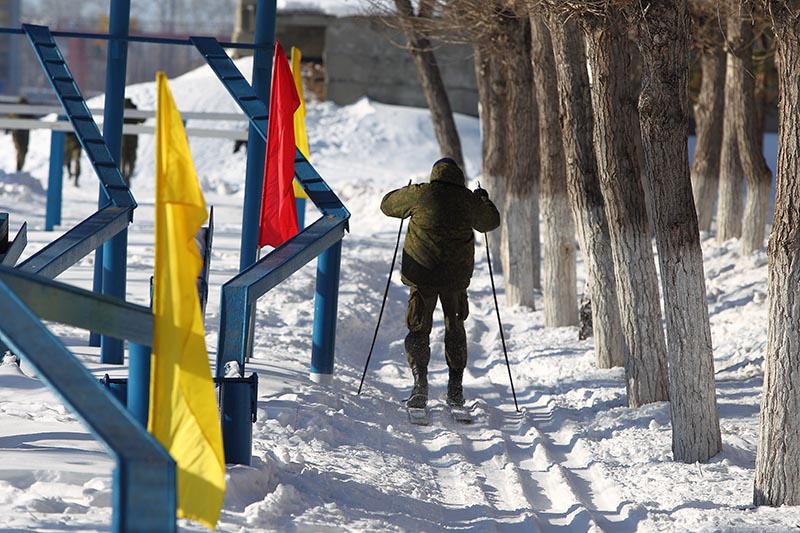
top-left (6, 97), bottom-right (31, 172)
top-left (64, 132), bottom-right (82, 186)
top-left (120, 97), bottom-right (145, 184)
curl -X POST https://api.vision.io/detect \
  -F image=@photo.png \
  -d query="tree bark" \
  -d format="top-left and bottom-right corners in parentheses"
top-left (691, 47), bottom-right (726, 233)
top-left (501, 14), bottom-right (538, 308)
top-left (549, 13), bottom-right (624, 367)
top-left (716, 9), bottom-right (745, 243)
top-left (584, 16), bottom-right (669, 407)
top-left (393, 0), bottom-right (465, 171)
top-left (726, 1), bottom-right (773, 255)
top-left (754, 10), bottom-right (800, 507)
top-left (636, 0), bottom-right (722, 463)
top-left (530, 14), bottom-right (577, 327)
top-left (474, 44), bottom-right (505, 270)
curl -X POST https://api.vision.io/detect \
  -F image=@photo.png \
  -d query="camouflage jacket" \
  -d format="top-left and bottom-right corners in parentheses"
top-left (380, 160), bottom-right (500, 290)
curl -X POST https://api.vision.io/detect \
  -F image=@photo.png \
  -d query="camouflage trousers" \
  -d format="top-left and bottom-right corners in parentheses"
top-left (404, 286), bottom-right (469, 372)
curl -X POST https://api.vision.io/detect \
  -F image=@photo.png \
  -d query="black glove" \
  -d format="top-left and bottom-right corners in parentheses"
top-left (474, 187), bottom-right (489, 199)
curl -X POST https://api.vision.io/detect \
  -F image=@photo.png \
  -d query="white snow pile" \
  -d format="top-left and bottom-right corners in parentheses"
top-left (0, 56), bottom-right (797, 532)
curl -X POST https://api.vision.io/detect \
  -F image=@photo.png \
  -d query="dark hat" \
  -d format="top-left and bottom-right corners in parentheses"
top-left (430, 157), bottom-right (464, 185)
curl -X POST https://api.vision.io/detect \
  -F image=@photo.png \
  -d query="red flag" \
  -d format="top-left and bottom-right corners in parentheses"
top-left (258, 41), bottom-right (301, 248)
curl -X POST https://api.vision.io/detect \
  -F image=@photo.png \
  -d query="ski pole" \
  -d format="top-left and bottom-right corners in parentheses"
top-left (358, 206), bottom-right (406, 395)
top-left (484, 231), bottom-right (520, 412)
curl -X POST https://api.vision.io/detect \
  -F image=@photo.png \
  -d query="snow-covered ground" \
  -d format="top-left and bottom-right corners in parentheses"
top-left (0, 57), bottom-right (797, 532)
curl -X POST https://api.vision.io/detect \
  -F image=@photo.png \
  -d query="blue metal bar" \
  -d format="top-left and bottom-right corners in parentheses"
top-left (98, 0), bottom-right (132, 365)
top-left (0, 278), bottom-right (175, 533)
top-left (296, 198), bottom-right (306, 229)
top-left (127, 342), bottom-right (151, 427)
top-left (17, 206), bottom-right (132, 279)
top-left (128, 276), bottom-right (153, 428)
top-left (46, 129), bottom-right (65, 231)
top-left (90, 189), bottom-right (108, 347)
top-left (0, 222), bottom-right (26, 266)
top-left (311, 240), bottom-right (342, 380)
top-left (0, 26), bottom-right (257, 50)
top-left (0, 265), bottom-right (152, 345)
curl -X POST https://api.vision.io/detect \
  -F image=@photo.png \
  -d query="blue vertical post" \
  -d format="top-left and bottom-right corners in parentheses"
top-left (296, 198), bottom-right (306, 229)
top-left (128, 276), bottom-right (153, 426)
top-left (127, 343), bottom-right (151, 426)
top-left (310, 241), bottom-right (342, 383)
top-left (89, 192), bottom-right (105, 347)
top-left (239, 0), bottom-right (277, 272)
top-left (99, 0), bottom-right (131, 364)
top-left (45, 129), bottom-right (65, 231)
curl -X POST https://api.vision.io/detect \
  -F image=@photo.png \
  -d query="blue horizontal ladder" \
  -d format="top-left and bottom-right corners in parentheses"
top-left (192, 36), bottom-right (350, 465)
top-left (23, 24), bottom-right (135, 210)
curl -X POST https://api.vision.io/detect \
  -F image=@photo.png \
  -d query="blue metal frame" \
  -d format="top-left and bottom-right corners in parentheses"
top-left (0, 277), bottom-right (175, 533)
top-left (193, 33), bottom-right (349, 464)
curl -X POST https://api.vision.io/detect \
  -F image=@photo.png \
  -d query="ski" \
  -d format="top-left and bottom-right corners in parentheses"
top-left (448, 405), bottom-right (473, 424)
top-left (407, 407), bottom-right (430, 426)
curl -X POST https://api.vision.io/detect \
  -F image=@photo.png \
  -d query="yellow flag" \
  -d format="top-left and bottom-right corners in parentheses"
top-left (291, 46), bottom-right (309, 200)
top-left (149, 71), bottom-right (225, 529)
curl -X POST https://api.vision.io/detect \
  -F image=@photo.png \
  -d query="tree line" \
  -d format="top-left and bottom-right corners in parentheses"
top-left (372, 0), bottom-right (800, 509)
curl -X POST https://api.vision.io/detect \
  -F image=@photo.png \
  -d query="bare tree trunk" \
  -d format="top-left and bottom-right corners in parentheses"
top-left (530, 14), bottom-right (577, 327)
top-left (474, 44), bottom-right (505, 270)
top-left (549, 14), bottom-right (624, 367)
top-left (754, 10), bottom-right (800, 507)
top-left (726, 1), bottom-right (773, 255)
top-left (637, 0), bottom-right (722, 463)
top-left (626, 37), bottom-right (654, 235)
top-left (716, 13), bottom-right (745, 243)
top-left (393, 0), bottom-right (465, 171)
top-left (501, 14), bottom-right (537, 308)
top-left (691, 47), bottom-right (726, 232)
top-left (584, 17), bottom-right (669, 407)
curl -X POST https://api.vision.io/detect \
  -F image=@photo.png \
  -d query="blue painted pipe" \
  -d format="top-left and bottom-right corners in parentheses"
top-left (310, 240), bottom-right (342, 382)
top-left (239, 0), bottom-right (277, 273)
top-left (296, 197), bottom-right (306, 229)
top-left (127, 342), bottom-right (151, 426)
top-left (99, 0), bottom-right (131, 365)
top-left (45, 129), bottom-right (65, 231)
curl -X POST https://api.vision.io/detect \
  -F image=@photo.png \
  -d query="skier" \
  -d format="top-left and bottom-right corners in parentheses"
top-left (380, 157), bottom-right (500, 410)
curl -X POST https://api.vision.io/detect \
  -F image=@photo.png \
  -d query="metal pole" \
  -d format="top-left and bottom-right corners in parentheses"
top-left (296, 197), bottom-right (306, 229)
top-left (484, 232), bottom-right (519, 412)
top-left (45, 129), bottom-right (65, 231)
top-left (99, 0), bottom-right (131, 364)
top-left (239, 0), bottom-right (276, 272)
top-left (127, 277), bottom-right (153, 427)
top-left (310, 240), bottom-right (342, 383)
top-left (358, 216), bottom-right (404, 394)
